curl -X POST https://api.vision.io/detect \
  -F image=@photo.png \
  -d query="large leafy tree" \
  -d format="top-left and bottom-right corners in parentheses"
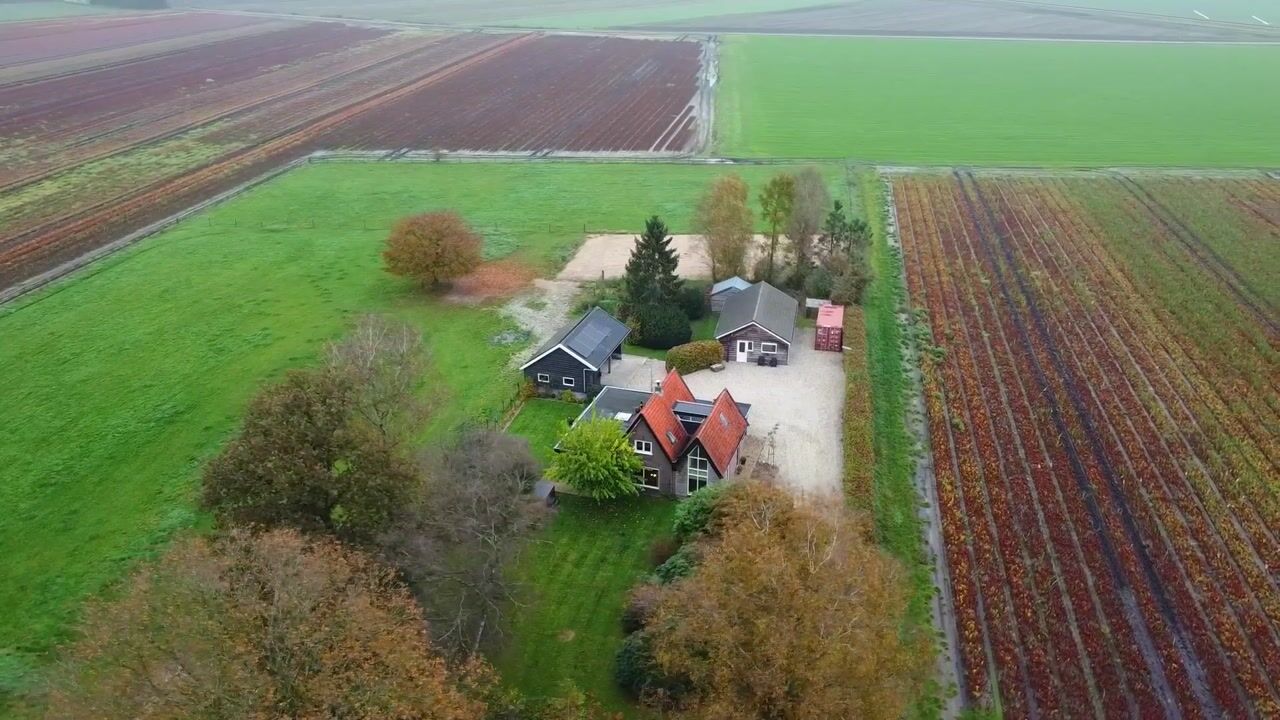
top-left (384, 210), bottom-right (483, 290)
top-left (202, 317), bottom-right (428, 542)
top-left (645, 483), bottom-right (932, 720)
top-left (757, 173), bottom-right (796, 283)
top-left (623, 215), bottom-right (682, 314)
top-left (46, 529), bottom-right (492, 720)
top-left (546, 416), bottom-right (644, 501)
top-left (693, 174), bottom-right (754, 281)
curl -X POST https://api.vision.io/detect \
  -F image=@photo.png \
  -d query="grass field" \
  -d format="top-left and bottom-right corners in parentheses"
top-left (506, 399), bottom-right (583, 466)
top-left (0, 2), bottom-right (123, 21)
top-left (0, 160), bottom-right (834, 703)
top-left (498, 495), bottom-right (676, 713)
top-left (717, 36), bottom-right (1280, 167)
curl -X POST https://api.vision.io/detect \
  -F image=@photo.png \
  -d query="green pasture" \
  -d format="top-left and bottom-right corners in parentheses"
top-left (717, 36), bottom-right (1280, 167)
top-left (498, 494), bottom-right (676, 714)
top-left (0, 160), bottom-right (834, 703)
top-left (505, 399), bottom-right (583, 466)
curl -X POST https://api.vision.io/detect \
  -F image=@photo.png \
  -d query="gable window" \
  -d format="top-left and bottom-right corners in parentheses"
top-left (633, 439), bottom-right (653, 455)
top-left (536, 373), bottom-right (551, 383)
top-left (562, 377), bottom-right (575, 388)
top-left (687, 445), bottom-right (710, 494)
top-left (761, 342), bottom-right (778, 354)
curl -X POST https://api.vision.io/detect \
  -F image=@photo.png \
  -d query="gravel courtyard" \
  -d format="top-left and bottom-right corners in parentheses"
top-left (605, 328), bottom-right (845, 501)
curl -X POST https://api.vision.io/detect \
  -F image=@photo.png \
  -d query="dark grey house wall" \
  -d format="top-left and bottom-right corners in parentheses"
top-left (720, 324), bottom-right (791, 365)
top-left (523, 348), bottom-right (599, 393)
top-left (710, 288), bottom-right (742, 313)
top-left (630, 420), bottom-right (676, 495)
top-left (673, 440), bottom-right (724, 497)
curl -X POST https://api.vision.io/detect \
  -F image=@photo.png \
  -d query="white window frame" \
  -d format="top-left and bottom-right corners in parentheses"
top-left (536, 373), bottom-right (551, 383)
top-left (761, 342), bottom-right (778, 355)
top-left (637, 467), bottom-right (660, 490)
top-left (687, 446), bottom-right (710, 494)
top-left (562, 376), bottom-right (576, 388)
top-left (633, 439), bottom-right (653, 455)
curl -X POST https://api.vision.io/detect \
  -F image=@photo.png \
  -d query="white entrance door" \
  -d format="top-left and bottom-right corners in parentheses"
top-left (736, 339), bottom-right (753, 362)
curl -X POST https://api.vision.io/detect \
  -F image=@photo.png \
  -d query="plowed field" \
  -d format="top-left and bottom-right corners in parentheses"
top-left (895, 171), bottom-right (1280, 718)
top-left (0, 17), bottom-right (704, 293)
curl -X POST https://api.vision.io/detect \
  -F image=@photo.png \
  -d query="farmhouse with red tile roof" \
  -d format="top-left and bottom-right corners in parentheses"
top-left (568, 369), bottom-right (751, 496)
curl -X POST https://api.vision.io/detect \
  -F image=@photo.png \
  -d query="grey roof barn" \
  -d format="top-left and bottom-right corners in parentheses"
top-left (522, 306), bottom-right (631, 371)
top-left (714, 281), bottom-right (798, 344)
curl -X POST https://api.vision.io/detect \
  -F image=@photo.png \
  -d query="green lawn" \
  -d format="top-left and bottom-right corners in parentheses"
top-left (500, 495), bottom-right (676, 713)
top-left (0, 160), bottom-right (834, 703)
top-left (0, 2), bottom-right (123, 21)
top-left (717, 36), bottom-right (1280, 167)
top-left (506, 399), bottom-right (583, 465)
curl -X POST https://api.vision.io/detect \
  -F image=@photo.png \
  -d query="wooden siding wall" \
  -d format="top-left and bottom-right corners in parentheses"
top-left (524, 348), bottom-right (599, 392)
top-left (720, 324), bottom-right (791, 365)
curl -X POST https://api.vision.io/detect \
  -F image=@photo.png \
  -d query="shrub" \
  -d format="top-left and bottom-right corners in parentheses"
top-left (804, 266), bottom-right (834, 299)
top-left (665, 340), bottom-right (724, 375)
top-left (519, 379), bottom-right (539, 400)
top-left (622, 583), bottom-right (663, 634)
top-left (558, 389), bottom-right (579, 403)
top-left (677, 283), bottom-right (709, 320)
top-left (614, 632), bottom-right (660, 698)
top-left (831, 260), bottom-right (872, 306)
top-left (633, 304), bottom-right (692, 350)
top-left (654, 543), bottom-right (698, 585)
top-left (672, 484), bottom-right (726, 541)
top-left (383, 211), bottom-right (482, 290)
top-left (572, 279), bottom-right (624, 318)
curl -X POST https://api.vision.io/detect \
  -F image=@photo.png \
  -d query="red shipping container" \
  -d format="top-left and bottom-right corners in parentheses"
top-left (815, 304), bottom-right (844, 352)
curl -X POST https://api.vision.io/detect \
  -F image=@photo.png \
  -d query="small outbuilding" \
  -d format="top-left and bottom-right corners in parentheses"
top-left (715, 281), bottom-right (798, 365)
top-left (815, 303), bottom-right (845, 352)
top-left (520, 306), bottom-right (630, 397)
top-left (709, 276), bottom-right (751, 313)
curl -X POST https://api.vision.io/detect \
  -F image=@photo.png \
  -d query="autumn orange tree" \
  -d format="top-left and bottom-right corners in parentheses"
top-left (384, 210), bottom-right (483, 289)
top-left (642, 483), bottom-right (932, 720)
top-left (46, 529), bottom-right (493, 720)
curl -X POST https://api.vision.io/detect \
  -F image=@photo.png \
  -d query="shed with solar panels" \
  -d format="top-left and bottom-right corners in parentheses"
top-left (520, 306), bottom-right (631, 398)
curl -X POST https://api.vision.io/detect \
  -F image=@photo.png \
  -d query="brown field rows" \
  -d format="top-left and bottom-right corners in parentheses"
top-left (0, 14), bottom-right (704, 291)
top-left (895, 171), bottom-right (1280, 718)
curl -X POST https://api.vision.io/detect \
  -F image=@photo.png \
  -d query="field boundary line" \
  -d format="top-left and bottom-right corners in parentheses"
top-left (879, 171), bottom-right (966, 718)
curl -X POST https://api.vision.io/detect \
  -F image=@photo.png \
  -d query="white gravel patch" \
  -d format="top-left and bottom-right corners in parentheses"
top-left (556, 234), bottom-right (771, 282)
top-left (499, 279), bottom-right (580, 369)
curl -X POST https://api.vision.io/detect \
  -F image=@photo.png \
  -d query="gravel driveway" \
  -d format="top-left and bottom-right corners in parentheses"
top-left (660, 329), bottom-right (845, 501)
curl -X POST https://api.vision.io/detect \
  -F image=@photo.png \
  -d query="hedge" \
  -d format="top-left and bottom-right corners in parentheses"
top-left (665, 340), bottom-right (724, 375)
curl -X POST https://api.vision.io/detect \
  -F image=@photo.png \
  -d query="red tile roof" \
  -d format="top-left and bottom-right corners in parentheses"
top-left (689, 389), bottom-right (749, 476)
top-left (636, 391), bottom-right (688, 462)
top-left (659, 368), bottom-right (693, 404)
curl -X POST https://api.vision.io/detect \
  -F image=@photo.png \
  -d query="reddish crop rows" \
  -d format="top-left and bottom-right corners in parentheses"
top-left (0, 12), bottom-right (265, 67)
top-left (895, 172), bottom-right (1280, 718)
top-left (320, 35), bottom-right (703, 153)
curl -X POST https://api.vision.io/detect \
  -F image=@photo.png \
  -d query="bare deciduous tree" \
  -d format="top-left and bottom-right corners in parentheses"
top-left (785, 167), bottom-right (831, 286)
top-left (693, 174), bottom-right (754, 281)
top-left (328, 314), bottom-right (431, 444)
top-left (378, 430), bottom-right (546, 658)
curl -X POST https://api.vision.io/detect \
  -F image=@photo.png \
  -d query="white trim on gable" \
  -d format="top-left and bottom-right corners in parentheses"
top-left (714, 321), bottom-right (790, 345)
top-left (519, 343), bottom-right (599, 372)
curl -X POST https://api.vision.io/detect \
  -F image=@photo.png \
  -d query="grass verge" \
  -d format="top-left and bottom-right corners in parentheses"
top-left (499, 495), bottom-right (676, 714)
top-left (841, 305), bottom-right (875, 511)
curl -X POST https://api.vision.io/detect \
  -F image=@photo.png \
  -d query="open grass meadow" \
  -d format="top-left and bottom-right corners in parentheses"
top-left (717, 36), bottom-right (1280, 167)
top-left (0, 159), bottom-right (838, 703)
top-left (499, 495), bottom-right (676, 714)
